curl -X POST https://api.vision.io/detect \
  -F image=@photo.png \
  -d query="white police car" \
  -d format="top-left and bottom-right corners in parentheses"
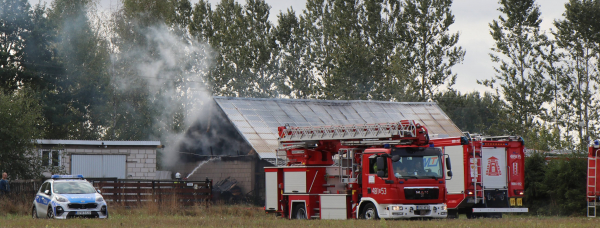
top-left (32, 175), bottom-right (108, 219)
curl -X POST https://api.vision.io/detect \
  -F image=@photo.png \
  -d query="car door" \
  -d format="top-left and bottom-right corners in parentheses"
top-left (35, 182), bottom-right (49, 216)
top-left (41, 182), bottom-right (53, 216)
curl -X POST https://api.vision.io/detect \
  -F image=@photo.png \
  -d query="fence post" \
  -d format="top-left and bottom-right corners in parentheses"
top-left (152, 180), bottom-right (155, 203)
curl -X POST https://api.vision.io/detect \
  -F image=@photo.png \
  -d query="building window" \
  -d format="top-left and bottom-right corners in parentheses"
top-left (41, 150), bottom-right (61, 167)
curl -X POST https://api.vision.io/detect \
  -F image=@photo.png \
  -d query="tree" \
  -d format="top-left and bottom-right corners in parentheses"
top-left (319, 0), bottom-right (382, 100)
top-left (542, 152), bottom-right (587, 215)
top-left (523, 151), bottom-right (547, 215)
top-left (553, 0), bottom-right (600, 147)
top-left (435, 91), bottom-right (508, 135)
top-left (43, 0), bottom-right (112, 140)
top-left (399, 0), bottom-right (465, 101)
top-left (272, 9), bottom-right (317, 98)
top-left (481, 0), bottom-right (552, 136)
top-left (0, 0), bottom-right (32, 93)
top-left (207, 0), bottom-right (276, 98)
top-left (0, 91), bottom-right (46, 179)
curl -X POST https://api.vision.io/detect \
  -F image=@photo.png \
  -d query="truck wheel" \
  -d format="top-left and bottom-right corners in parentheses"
top-left (447, 209), bottom-right (458, 219)
top-left (361, 203), bottom-right (379, 220)
top-left (293, 204), bottom-right (307, 219)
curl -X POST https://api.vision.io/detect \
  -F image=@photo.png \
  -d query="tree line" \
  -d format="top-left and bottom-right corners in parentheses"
top-left (1, 0), bottom-right (599, 215)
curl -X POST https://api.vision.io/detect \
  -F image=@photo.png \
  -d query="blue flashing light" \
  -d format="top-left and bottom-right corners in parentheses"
top-left (429, 143), bottom-right (435, 148)
top-left (51, 174), bottom-right (84, 179)
top-left (384, 144), bottom-right (390, 149)
top-left (595, 140), bottom-right (599, 146)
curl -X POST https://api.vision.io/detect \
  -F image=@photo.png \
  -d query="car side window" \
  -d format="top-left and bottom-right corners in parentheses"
top-left (39, 182), bottom-right (48, 193)
top-left (45, 182), bottom-right (52, 195)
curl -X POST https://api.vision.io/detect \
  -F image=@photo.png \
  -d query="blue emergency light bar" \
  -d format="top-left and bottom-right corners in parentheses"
top-left (51, 174), bottom-right (84, 179)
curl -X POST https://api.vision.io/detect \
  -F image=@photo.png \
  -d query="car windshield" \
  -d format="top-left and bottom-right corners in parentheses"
top-left (391, 147), bottom-right (443, 179)
top-left (53, 181), bottom-right (96, 194)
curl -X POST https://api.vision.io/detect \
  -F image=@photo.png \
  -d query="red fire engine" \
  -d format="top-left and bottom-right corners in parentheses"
top-left (588, 139), bottom-right (600, 217)
top-left (430, 134), bottom-right (528, 218)
top-left (264, 120), bottom-right (451, 219)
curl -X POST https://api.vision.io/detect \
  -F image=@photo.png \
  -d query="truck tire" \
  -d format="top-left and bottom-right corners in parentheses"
top-left (360, 203), bottom-right (379, 220)
top-left (293, 204), bottom-right (307, 219)
top-left (447, 209), bottom-right (458, 219)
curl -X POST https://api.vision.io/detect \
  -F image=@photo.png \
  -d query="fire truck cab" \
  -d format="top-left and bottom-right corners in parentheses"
top-left (356, 146), bottom-right (449, 219)
top-left (264, 121), bottom-right (450, 219)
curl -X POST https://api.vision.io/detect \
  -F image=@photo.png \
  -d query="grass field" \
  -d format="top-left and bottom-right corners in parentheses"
top-left (1, 205), bottom-right (599, 228)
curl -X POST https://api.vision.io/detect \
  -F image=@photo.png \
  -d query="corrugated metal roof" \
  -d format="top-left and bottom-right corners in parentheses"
top-left (214, 97), bottom-right (463, 159)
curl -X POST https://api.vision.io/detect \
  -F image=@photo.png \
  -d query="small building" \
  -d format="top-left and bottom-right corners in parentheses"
top-left (36, 140), bottom-right (161, 179)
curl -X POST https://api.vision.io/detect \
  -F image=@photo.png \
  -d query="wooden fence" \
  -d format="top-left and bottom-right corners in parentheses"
top-left (8, 178), bottom-right (213, 207)
top-left (90, 179), bottom-right (212, 206)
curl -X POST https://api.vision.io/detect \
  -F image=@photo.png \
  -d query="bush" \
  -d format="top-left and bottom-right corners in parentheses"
top-left (525, 151), bottom-right (587, 216)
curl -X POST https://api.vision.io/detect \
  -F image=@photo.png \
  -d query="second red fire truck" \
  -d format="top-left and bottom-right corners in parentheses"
top-left (264, 120), bottom-right (452, 219)
top-left (430, 134), bottom-right (528, 218)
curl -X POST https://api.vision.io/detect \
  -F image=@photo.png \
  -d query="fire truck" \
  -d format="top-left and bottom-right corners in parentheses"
top-left (588, 139), bottom-right (600, 217)
top-left (264, 120), bottom-right (451, 219)
top-left (430, 134), bottom-right (528, 218)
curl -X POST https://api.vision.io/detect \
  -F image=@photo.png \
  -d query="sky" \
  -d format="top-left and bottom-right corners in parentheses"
top-left (33, 0), bottom-right (571, 94)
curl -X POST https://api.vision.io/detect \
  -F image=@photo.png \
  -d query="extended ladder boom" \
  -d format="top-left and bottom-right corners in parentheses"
top-left (278, 120), bottom-right (428, 145)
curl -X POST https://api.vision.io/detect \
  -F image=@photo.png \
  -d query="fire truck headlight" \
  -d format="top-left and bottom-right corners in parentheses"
top-left (391, 206), bottom-right (402, 211)
top-left (468, 191), bottom-right (473, 195)
top-left (519, 191), bottom-right (524, 195)
top-left (441, 205), bottom-right (447, 210)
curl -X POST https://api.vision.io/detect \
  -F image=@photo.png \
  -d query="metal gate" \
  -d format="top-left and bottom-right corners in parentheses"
top-left (72, 155), bottom-right (126, 179)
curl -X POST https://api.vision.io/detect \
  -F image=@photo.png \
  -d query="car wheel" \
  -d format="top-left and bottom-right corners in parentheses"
top-left (293, 204), bottom-right (307, 219)
top-left (47, 206), bottom-right (54, 219)
top-left (361, 203), bottom-right (379, 220)
top-left (32, 206), bottom-right (38, 219)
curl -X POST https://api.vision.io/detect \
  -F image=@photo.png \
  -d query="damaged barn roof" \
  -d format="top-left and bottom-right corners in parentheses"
top-left (213, 97), bottom-right (463, 159)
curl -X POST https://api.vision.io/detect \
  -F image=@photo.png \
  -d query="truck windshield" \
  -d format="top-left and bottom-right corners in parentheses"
top-left (391, 147), bottom-right (443, 179)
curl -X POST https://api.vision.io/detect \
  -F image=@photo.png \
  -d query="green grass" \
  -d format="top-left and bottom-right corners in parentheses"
top-left (1, 205), bottom-right (599, 228)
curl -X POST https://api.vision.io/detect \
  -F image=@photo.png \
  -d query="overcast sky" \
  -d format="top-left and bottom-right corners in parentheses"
top-left (34, 0), bottom-right (570, 94)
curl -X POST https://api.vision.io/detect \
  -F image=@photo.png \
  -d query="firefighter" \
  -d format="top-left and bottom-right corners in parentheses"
top-left (412, 159), bottom-right (425, 175)
top-left (394, 162), bottom-right (408, 178)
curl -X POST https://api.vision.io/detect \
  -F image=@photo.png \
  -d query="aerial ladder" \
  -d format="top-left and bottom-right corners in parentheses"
top-left (589, 140), bottom-right (600, 217)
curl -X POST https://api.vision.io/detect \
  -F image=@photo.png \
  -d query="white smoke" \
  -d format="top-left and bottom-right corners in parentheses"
top-left (109, 22), bottom-right (215, 168)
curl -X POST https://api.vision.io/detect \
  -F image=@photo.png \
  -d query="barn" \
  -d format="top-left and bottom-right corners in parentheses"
top-left (179, 97), bottom-right (463, 202)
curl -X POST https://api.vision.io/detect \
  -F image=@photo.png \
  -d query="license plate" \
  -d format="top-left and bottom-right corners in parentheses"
top-left (76, 211), bottom-right (92, 215)
top-left (416, 205), bottom-right (430, 210)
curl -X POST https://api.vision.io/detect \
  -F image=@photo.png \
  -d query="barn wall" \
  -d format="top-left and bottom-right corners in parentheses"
top-left (185, 155), bottom-right (269, 203)
top-left (187, 159), bottom-right (254, 194)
